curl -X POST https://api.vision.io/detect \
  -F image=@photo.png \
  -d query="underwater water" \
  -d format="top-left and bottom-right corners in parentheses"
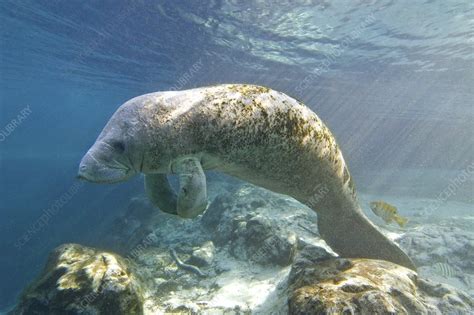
top-left (0, 0), bottom-right (473, 313)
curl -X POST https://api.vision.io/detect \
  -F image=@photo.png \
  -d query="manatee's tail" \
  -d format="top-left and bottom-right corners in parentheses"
top-left (317, 206), bottom-right (416, 270)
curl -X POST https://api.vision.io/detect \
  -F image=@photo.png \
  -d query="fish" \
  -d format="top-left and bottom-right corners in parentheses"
top-left (369, 201), bottom-right (408, 227)
top-left (432, 262), bottom-right (459, 278)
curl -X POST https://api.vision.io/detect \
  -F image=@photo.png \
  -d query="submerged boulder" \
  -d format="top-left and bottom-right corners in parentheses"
top-left (201, 184), bottom-right (282, 245)
top-left (201, 191), bottom-right (253, 245)
top-left (288, 257), bottom-right (474, 314)
top-left (201, 184), bottom-right (300, 266)
top-left (13, 243), bottom-right (144, 315)
top-left (230, 214), bottom-right (297, 266)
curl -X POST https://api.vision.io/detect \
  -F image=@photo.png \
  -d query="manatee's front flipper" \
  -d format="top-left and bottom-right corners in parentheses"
top-left (318, 207), bottom-right (416, 270)
top-left (172, 157), bottom-right (208, 218)
top-left (145, 174), bottom-right (178, 215)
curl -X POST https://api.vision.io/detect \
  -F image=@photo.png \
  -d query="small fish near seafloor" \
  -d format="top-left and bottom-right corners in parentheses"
top-left (370, 201), bottom-right (408, 227)
top-left (430, 262), bottom-right (472, 287)
top-left (432, 262), bottom-right (459, 278)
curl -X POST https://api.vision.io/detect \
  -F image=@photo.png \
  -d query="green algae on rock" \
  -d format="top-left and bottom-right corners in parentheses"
top-left (12, 243), bottom-right (144, 315)
top-left (288, 257), bottom-right (474, 314)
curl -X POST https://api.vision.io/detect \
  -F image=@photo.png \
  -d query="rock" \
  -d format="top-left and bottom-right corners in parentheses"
top-left (398, 221), bottom-right (474, 272)
top-left (230, 214), bottom-right (297, 266)
top-left (186, 241), bottom-right (215, 267)
top-left (201, 184), bottom-right (291, 245)
top-left (290, 241), bottom-right (335, 285)
top-left (288, 258), bottom-right (474, 314)
top-left (397, 220), bottom-right (474, 296)
top-left (201, 191), bottom-right (254, 245)
top-left (13, 243), bottom-right (144, 315)
top-left (201, 184), bottom-right (306, 266)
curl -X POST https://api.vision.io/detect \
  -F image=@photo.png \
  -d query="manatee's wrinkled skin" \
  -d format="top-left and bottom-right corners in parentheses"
top-left (78, 84), bottom-right (416, 270)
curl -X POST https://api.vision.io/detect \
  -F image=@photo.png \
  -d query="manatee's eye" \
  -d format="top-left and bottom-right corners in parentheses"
top-left (110, 140), bottom-right (125, 153)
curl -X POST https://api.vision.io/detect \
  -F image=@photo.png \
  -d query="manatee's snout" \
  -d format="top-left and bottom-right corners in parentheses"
top-left (77, 163), bottom-right (88, 180)
top-left (77, 145), bottom-right (132, 184)
top-left (77, 151), bottom-right (102, 182)
top-left (77, 153), bottom-right (98, 181)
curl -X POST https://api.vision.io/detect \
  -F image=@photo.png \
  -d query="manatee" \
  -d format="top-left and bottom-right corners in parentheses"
top-left (78, 84), bottom-right (416, 270)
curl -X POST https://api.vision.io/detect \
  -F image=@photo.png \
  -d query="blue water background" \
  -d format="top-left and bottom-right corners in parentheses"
top-left (0, 0), bottom-right (473, 309)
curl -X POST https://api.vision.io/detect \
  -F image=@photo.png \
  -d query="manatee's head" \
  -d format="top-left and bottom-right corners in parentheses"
top-left (78, 101), bottom-right (146, 184)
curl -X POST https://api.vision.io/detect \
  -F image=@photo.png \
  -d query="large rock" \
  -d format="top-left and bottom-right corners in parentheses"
top-left (201, 190), bottom-right (260, 245)
top-left (13, 244), bottom-right (144, 315)
top-left (201, 184), bottom-right (304, 266)
top-left (288, 257), bottom-right (474, 314)
top-left (230, 214), bottom-right (297, 266)
top-left (292, 239), bottom-right (335, 270)
top-left (201, 184), bottom-right (299, 243)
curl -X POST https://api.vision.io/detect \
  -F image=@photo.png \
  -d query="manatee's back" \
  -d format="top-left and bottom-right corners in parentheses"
top-left (179, 85), bottom-right (351, 201)
top-left (187, 84), bottom-right (416, 270)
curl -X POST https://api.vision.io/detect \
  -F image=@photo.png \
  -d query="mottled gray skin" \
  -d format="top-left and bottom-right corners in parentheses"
top-left (78, 84), bottom-right (416, 270)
